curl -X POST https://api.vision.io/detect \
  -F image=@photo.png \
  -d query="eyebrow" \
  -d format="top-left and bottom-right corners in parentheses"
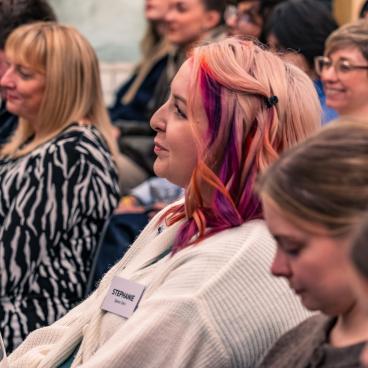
top-left (173, 94), bottom-right (187, 104)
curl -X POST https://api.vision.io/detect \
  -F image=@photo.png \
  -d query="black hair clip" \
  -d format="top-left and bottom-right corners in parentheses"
top-left (265, 95), bottom-right (278, 109)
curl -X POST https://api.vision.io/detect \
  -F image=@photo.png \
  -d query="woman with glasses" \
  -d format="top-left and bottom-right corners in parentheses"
top-left (315, 19), bottom-right (368, 120)
top-left (225, 0), bottom-right (283, 42)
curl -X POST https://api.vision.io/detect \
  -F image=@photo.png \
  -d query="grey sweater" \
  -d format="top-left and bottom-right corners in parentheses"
top-left (258, 314), bottom-right (365, 368)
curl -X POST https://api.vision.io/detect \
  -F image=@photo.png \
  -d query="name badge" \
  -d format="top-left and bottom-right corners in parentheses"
top-left (0, 333), bottom-right (8, 368)
top-left (101, 277), bottom-right (145, 319)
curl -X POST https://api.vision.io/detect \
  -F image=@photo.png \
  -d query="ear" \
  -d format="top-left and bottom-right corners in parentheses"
top-left (203, 10), bottom-right (221, 31)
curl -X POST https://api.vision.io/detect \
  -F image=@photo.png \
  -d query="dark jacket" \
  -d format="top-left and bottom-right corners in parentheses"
top-left (0, 100), bottom-right (18, 146)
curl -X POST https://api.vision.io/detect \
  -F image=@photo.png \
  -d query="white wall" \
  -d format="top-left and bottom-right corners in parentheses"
top-left (48, 0), bottom-right (145, 63)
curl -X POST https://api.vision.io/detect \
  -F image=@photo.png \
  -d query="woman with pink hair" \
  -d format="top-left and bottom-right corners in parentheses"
top-left (10, 38), bottom-right (321, 368)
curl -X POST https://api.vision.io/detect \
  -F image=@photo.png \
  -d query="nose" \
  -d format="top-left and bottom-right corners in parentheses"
top-left (150, 102), bottom-right (168, 132)
top-left (320, 64), bottom-right (339, 83)
top-left (0, 66), bottom-right (15, 89)
top-left (226, 15), bottom-right (237, 29)
top-left (270, 248), bottom-right (292, 279)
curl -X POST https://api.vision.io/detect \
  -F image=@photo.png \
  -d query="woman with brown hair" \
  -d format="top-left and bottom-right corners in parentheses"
top-left (257, 119), bottom-right (368, 367)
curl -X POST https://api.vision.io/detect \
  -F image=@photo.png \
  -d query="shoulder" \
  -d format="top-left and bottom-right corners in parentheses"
top-left (37, 124), bottom-right (114, 169)
top-left (258, 314), bottom-right (330, 367)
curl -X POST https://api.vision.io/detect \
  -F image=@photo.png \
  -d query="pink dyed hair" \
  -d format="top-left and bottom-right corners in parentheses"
top-left (165, 38), bottom-right (321, 253)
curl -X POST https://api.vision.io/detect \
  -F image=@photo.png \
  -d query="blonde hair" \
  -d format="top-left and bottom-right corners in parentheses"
top-left (325, 19), bottom-right (368, 60)
top-left (257, 118), bottom-right (368, 237)
top-left (2, 22), bottom-right (117, 157)
top-left (165, 38), bottom-right (322, 253)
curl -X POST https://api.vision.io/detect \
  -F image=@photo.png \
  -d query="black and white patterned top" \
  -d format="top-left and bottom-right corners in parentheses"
top-left (0, 123), bottom-right (120, 352)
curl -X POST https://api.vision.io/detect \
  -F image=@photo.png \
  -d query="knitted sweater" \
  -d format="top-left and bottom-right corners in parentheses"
top-left (9, 210), bottom-right (310, 368)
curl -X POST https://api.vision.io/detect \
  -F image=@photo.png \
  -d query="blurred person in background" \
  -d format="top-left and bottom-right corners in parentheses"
top-left (265, 0), bottom-right (338, 124)
top-left (316, 19), bottom-right (368, 120)
top-left (0, 22), bottom-right (119, 352)
top-left (257, 120), bottom-right (368, 368)
top-left (109, 0), bottom-right (172, 194)
top-left (225, 0), bottom-right (285, 42)
top-left (151, 0), bottom-right (227, 112)
top-left (0, 0), bottom-right (57, 146)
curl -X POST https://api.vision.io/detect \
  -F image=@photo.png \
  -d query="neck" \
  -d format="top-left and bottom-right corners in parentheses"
top-left (330, 301), bottom-right (368, 347)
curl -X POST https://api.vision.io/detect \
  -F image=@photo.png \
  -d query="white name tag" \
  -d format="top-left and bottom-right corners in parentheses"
top-left (101, 277), bottom-right (145, 319)
top-left (0, 334), bottom-right (8, 368)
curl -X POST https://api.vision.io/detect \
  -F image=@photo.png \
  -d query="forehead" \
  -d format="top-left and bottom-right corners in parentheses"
top-left (327, 46), bottom-right (367, 63)
top-left (171, 60), bottom-right (191, 94)
top-left (262, 196), bottom-right (328, 239)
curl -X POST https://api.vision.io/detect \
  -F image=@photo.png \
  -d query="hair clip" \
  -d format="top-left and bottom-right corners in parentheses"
top-left (265, 95), bottom-right (278, 109)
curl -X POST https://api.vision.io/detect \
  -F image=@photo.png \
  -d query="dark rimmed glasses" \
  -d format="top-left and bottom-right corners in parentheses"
top-left (315, 56), bottom-right (368, 77)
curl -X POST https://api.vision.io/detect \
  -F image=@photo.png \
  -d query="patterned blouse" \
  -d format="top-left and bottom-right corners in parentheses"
top-left (0, 124), bottom-right (120, 352)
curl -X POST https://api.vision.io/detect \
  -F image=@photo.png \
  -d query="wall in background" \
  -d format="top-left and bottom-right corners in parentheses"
top-left (48, 0), bottom-right (145, 62)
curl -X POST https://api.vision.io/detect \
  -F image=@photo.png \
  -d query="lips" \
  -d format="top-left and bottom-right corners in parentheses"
top-left (5, 92), bottom-right (21, 101)
top-left (154, 140), bottom-right (168, 154)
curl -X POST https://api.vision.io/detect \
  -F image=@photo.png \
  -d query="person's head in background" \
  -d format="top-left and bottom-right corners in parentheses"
top-left (150, 37), bottom-right (321, 251)
top-left (225, 0), bottom-right (285, 42)
top-left (266, 0), bottom-right (337, 80)
top-left (350, 209), bottom-right (368, 367)
top-left (0, 0), bottom-right (56, 89)
top-left (316, 20), bottom-right (368, 119)
top-left (257, 120), bottom-right (368, 343)
top-left (165, 0), bottom-right (226, 49)
top-left (142, 0), bottom-right (171, 53)
top-left (360, 0), bottom-right (368, 19)
top-left (0, 22), bottom-right (117, 157)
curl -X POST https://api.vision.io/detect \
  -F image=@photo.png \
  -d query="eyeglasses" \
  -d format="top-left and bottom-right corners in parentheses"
top-left (224, 5), bottom-right (261, 26)
top-left (314, 56), bottom-right (368, 77)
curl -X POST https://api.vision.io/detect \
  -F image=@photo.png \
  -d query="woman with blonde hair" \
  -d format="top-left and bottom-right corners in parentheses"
top-left (10, 38), bottom-right (320, 368)
top-left (257, 119), bottom-right (368, 367)
top-left (0, 22), bottom-right (119, 352)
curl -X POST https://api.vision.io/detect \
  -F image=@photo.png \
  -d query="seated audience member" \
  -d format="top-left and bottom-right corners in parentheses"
top-left (0, 22), bottom-right (120, 352)
top-left (265, 0), bottom-right (338, 124)
top-left (109, 0), bottom-right (171, 123)
top-left (257, 119), bottom-right (368, 368)
top-left (109, 0), bottom-right (172, 194)
top-left (0, 0), bottom-right (57, 146)
top-left (9, 38), bottom-right (320, 368)
top-left (350, 209), bottom-right (368, 368)
top-left (225, 0), bottom-right (285, 42)
top-left (316, 19), bottom-right (368, 120)
top-left (151, 0), bottom-right (227, 112)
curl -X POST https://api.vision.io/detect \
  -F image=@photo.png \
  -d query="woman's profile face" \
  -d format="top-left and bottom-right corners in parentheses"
top-left (0, 56), bottom-right (45, 124)
top-left (262, 197), bottom-right (357, 316)
top-left (321, 46), bottom-right (368, 116)
top-left (165, 0), bottom-right (218, 46)
top-left (150, 60), bottom-right (201, 187)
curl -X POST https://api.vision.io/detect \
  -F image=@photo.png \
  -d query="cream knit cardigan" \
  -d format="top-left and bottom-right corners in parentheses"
top-left (9, 209), bottom-right (310, 368)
